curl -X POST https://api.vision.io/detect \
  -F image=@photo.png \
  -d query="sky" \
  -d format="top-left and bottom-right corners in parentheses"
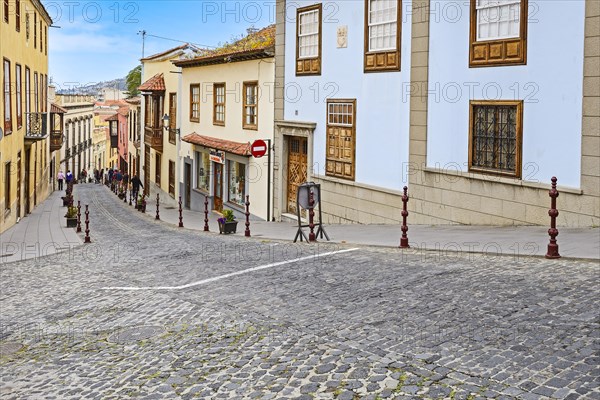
top-left (42, 0), bottom-right (278, 91)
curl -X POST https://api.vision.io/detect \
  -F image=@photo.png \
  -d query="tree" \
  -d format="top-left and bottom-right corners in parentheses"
top-left (124, 65), bottom-right (141, 98)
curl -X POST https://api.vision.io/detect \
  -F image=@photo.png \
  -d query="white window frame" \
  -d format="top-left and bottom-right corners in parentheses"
top-left (368, 0), bottom-right (398, 52)
top-left (476, 0), bottom-right (521, 41)
top-left (298, 9), bottom-right (320, 59)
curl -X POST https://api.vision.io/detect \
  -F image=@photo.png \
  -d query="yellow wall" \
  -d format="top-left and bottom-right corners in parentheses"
top-left (0, 0), bottom-right (52, 233)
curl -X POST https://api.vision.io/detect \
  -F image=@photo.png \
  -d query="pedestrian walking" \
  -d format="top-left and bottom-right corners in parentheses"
top-left (66, 170), bottom-right (73, 184)
top-left (57, 170), bottom-right (65, 190)
top-left (131, 174), bottom-right (143, 201)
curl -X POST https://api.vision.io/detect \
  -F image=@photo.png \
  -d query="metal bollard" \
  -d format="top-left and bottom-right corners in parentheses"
top-left (308, 189), bottom-right (316, 242)
top-left (178, 196), bottom-right (184, 227)
top-left (245, 195), bottom-right (251, 237)
top-left (545, 177), bottom-right (560, 259)
top-left (84, 205), bottom-right (91, 243)
top-left (76, 201), bottom-right (82, 233)
top-left (155, 193), bottom-right (160, 220)
top-left (399, 186), bottom-right (410, 249)
top-left (204, 195), bottom-right (209, 232)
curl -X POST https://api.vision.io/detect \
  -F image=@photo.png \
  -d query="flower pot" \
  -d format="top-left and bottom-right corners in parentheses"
top-left (66, 217), bottom-right (78, 228)
top-left (219, 220), bottom-right (238, 234)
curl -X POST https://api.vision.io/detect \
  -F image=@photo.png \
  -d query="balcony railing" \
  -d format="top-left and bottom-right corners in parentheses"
top-left (65, 148), bottom-right (71, 158)
top-left (24, 112), bottom-right (48, 141)
top-left (72, 146), bottom-right (77, 155)
top-left (49, 130), bottom-right (64, 152)
top-left (144, 126), bottom-right (163, 152)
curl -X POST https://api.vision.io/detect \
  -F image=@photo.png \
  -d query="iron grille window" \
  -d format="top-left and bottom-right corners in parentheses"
top-left (469, 101), bottom-right (522, 177)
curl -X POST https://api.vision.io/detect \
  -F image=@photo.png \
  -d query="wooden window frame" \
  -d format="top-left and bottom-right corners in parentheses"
top-left (168, 160), bottom-right (175, 197)
top-left (168, 92), bottom-right (176, 145)
top-left (295, 3), bottom-right (322, 76)
top-left (15, 63), bottom-right (21, 128)
top-left (3, 58), bottom-right (12, 134)
top-left (325, 99), bottom-right (357, 181)
top-left (15, 0), bottom-right (20, 31)
top-left (3, 0), bottom-right (8, 23)
top-left (44, 25), bottom-right (47, 55)
top-left (364, 0), bottom-right (401, 72)
top-left (242, 81), bottom-right (258, 130)
top-left (33, 12), bottom-right (36, 48)
top-left (24, 66), bottom-right (29, 115)
top-left (213, 82), bottom-right (225, 126)
top-left (468, 100), bottom-right (523, 178)
top-left (469, 0), bottom-right (528, 67)
top-left (189, 84), bottom-right (200, 122)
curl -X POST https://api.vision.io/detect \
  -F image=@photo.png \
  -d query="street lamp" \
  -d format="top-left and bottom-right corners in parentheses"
top-left (162, 114), bottom-right (180, 137)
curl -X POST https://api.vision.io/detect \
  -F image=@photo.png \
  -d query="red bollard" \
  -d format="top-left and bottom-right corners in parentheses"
top-left (124, 187), bottom-right (128, 203)
top-left (129, 188), bottom-right (132, 206)
top-left (545, 177), bottom-right (561, 259)
top-left (204, 195), bottom-right (209, 232)
top-left (84, 205), bottom-right (91, 243)
top-left (399, 186), bottom-right (410, 249)
top-left (308, 189), bottom-right (316, 242)
top-left (76, 201), bottom-right (82, 233)
top-left (178, 196), bottom-right (184, 227)
top-left (245, 195), bottom-right (251, 237)
top-left (155, 193), bottom-right (160, 220)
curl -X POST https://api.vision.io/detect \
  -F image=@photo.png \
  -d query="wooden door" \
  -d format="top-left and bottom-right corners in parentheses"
top-left (16, 152), bottom-right (21, 218)
top-left (24, 149), bottom-right (30, 215)
top-left (144, 145), bottom-right (150, 195)
top-left (184, 163), bottom-right (191, 209)
top-left (213, 163), bottom-right (223, 212)
top-left (287, 137), bottom-right (308, 213)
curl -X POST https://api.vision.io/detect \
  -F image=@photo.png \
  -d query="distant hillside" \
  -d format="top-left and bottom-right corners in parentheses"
top-left (55, 78), bottom-right (126, 95)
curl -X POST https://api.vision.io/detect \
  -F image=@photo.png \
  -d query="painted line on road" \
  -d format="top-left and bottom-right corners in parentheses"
top-left (101, 247), bottom-right (359, 291)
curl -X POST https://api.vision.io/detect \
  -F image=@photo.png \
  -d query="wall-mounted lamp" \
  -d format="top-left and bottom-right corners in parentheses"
top-left (162, 114), bottom-right (180, 136)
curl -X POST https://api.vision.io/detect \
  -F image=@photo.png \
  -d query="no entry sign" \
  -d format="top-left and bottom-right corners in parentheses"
top-left (251, 139), bottom-right (267, 158)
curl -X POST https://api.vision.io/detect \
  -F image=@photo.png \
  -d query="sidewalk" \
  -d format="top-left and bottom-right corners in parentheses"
top-left (144, 192), bottom-right (600, 261)
top-left (2, 185), bottom-right (598, 263)
top-left (0, 190), bottom-right (83, 264)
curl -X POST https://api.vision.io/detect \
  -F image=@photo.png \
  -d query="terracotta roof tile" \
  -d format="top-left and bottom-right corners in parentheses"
top-left (105, 113), bottom-right (119, 121)
top-left (182, 133), bottom-right (251, 156)
top-left (138, 73), bottom-right (165, 92)
top-left (50, 103), bottom-right (68, 113)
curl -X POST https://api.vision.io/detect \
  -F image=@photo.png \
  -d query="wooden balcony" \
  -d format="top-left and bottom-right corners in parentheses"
top-left (49, 130), bottom-right (64, 152)
top-left (144, 126), bottom-right (163, 152)
top-left (24, 112), bottom-right (48, 143)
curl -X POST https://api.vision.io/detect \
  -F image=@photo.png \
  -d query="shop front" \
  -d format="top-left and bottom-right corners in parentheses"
top-left (183, 133), bottom-right (251, 215)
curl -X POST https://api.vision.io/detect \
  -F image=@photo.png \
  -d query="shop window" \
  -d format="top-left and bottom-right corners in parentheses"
top-left (296, 3), bottom-right (322, 75)
top-left (470, 0), bottom-right (527, 67)
top-left (469, 100), bottom-right (522, 177)
top-left (228, 160), bottom-right (246, 206)
top-left (196, 152), bottom-right (210, 192)
top-left (364, 0), bottom-right (401, 72)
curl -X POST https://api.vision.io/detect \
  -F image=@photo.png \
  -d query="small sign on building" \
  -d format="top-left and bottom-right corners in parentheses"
top-left (337, 25), bottom-right (348, 48)
top-left (209, 149), bottom-right (224, 164)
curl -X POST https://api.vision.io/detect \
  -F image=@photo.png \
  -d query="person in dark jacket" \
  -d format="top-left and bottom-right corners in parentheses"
top-left (131, 175), bottom-right (143, 200)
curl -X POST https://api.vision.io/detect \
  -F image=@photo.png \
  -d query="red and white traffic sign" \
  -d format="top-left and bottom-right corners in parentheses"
top-left (251, 139), bottom-right (268, 158)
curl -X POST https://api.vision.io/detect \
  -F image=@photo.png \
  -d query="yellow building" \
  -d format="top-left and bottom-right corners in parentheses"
top-left (1, 0), bottom-right (61, 234)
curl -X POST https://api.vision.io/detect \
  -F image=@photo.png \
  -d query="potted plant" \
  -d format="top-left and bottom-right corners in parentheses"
top-left (64, 206), bottom-right (78, 228)
top-left (218, 209), bottom-right (238, 234)
top-left (118, 187), bottom-right (125, 199)
top-left (137, 194), bottom-right (146, 213)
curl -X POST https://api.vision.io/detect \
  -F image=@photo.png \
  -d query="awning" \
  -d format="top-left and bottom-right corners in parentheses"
top-left (138, 73), bottom-right (165, 92)
top-left (182, 133), bottom-right (251, 156)
top-left (50, 103), bottom-right (67, 113)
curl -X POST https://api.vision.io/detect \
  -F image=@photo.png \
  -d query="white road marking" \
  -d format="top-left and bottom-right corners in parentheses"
top-left (101, 247), bottom-right (359, 291)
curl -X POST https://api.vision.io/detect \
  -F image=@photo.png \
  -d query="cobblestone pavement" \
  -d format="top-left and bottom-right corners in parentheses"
top-left (1, 185), bottom-right (598, 400)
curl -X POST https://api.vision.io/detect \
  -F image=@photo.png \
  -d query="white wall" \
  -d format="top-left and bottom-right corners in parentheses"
top-left (427, 0), bottom-right (585, 188)
top-left (284, 0), bottom-right (413, 190)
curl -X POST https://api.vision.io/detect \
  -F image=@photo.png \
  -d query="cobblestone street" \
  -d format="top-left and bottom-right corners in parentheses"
top-left (1, 185), bottom-right (598, 399)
